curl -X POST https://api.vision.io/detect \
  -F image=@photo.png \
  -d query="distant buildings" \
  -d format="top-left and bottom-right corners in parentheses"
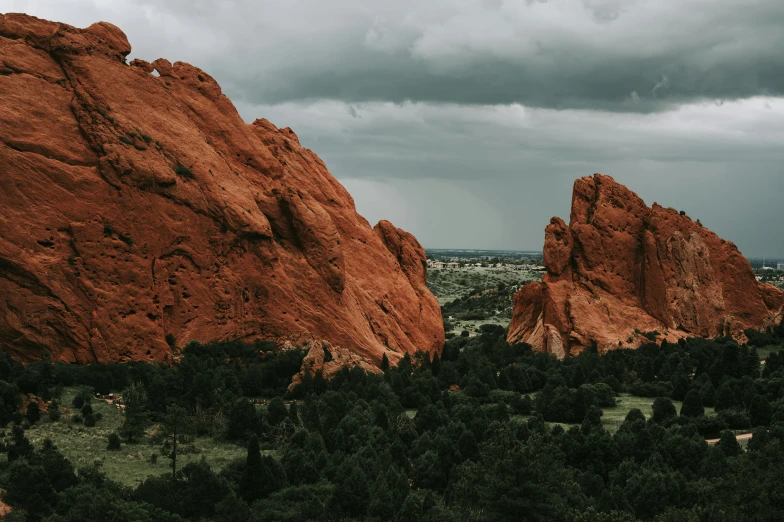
top-left (779, 262), bottom-right (784, 271)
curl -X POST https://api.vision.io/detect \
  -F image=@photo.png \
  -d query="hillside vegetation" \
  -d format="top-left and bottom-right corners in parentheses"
top-left (2, 320), bottom-right (784, 521)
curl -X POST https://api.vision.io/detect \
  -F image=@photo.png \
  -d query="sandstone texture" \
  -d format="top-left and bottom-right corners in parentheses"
top-left (0, 14), bottom-right (443, 365)
top-left (508, 174), bottom-right (784, 356)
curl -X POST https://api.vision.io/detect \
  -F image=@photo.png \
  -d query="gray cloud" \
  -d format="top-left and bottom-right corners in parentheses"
top-left (6, 1), bottom-right (784, 256)
top-left (237, 98), bottom-right (784, 256)
top-left (9, 0), bottom-right (784, 111)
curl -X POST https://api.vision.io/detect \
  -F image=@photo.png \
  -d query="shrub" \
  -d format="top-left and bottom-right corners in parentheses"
top-left (652, 397), bottom-right (677, 424)
top-left (642, 331), bottom-right (661, 341)
top-left (25, 402), bottom-right (40, 424)
top-left (48, 400), bottom-right (61, 422)
top-left (719, 410), bottom-right (751, 430)
top-left (72, 388), bottom-right (92, 410)
top-left (84, 413), bottom-right (97, 427)
top-left (107, 433), bottom-right (121, 450)
top-left (511, 394), bottom-right (533, 415)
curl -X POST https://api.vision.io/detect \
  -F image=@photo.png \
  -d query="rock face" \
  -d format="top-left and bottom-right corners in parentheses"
top-left (0, 14), bottom-right (443, 365)
top-left (508, 174), bottom-right (784, 356)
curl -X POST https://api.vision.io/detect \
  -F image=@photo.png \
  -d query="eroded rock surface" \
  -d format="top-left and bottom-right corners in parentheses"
top-left (0, 14), bottom-right (443, 365)
top-left (508, 174), bottom-right (784, 356)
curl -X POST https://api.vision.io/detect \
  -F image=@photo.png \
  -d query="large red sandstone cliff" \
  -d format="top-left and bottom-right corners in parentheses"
top-left (0, 14), bottom-right (443, 365)
top-left (508, 174), bottom-right (784, 356)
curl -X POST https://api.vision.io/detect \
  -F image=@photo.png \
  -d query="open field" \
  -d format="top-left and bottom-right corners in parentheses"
top-left (427, 267), bottom-right (542, 302)
top-left (510, 392), bottom-right (719, 435)
top-left (428, 267), bottom-right (542, 335)
top-left (18, 388), bottom-right (247, 487)
top-left (756, 344), bottom-right (783, 361)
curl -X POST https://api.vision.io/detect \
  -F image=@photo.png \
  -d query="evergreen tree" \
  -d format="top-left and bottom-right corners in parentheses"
top-left (750, 395), bottom-right (773, 427)
top-left (162, 405), bottom-right (191, 477)
top-left (699, 381), bottom-right (716, 407)
top-left (120, 382), bottom-right (149, 442)
top-left (670, 364), bottom-right (691, 401)
top-left (7, 426), bottom-right (33, 462)
top-left (582, 405), bottom-right (604, 433)
top-left (107, 433), bottom-right (121, 450)
top-left (267, 397), bottom-right (288, 426)
top-left (652, 397), bottom-right (677, 424)
top-left (715, 383), bottom-right (736, 411)
top-left (328, 460), bottom-right (370, 519)
top-left (368, 476), bottom-right (396, 520)
top-left (239, 435), bottom-right (263, 502)
top-left (227, 398), bottom-right (258, 440)
top-left (680, 389), bottom-right (705, 418)
top-left (47, 400), bottom-right (61, 422)
top-left (625, 408), bottom-right (646, 423)
top-left (26, 401), bottom-right (41, 424)
top-left (430, 353), bottom-right (441, 376)
top-left (716, 430), bottom-right (742, 457)
top-left (458, 429), bottom-right (480, 462)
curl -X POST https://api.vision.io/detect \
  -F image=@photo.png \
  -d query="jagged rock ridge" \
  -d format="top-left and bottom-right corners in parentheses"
top-left (0, 14), bottom-right (443, 365)
top-left (508, 174), bottom-right (784, 356)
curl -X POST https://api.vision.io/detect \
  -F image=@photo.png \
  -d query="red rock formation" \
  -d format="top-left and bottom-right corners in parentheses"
top-left (0, 14), bottom-right (443, 366)
top-left (285, 339), bottom-right (383, 392)
top-left (508, 174), bottom-right (784, 356)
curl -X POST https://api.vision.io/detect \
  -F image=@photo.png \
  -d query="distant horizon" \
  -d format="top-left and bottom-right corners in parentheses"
top-left (424, 247), bottom-right (784, 263)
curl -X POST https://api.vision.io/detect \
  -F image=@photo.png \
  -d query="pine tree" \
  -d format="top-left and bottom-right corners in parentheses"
top-left (267, 397), bottom-right (288, 426)
top-left (680, 389), bottom-right (705, 418)
top-left (368, 476), bottom-right (396, 520)
top-left (699, 381), bottom-right (716, 407)
top-left (716, 430), bottom-right (741, 457)
top-left (120, 382), bottom-right (149, 442)
top-left (670, 364), bottom-right (691, 401)
top-left (652, 397), bottom-right (676, 424)
top-left (715, 383), bottom-right (736, 411)
top-left (26, 402), bottom-right (40, 424)
top-left (430, 353), bottom-right (441, 376)
top-left (750, 394), bottom-right (773, 427)
top-left (328, 460), bottom-right (370, 519)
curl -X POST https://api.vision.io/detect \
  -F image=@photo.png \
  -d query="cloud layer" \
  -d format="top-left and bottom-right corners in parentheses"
top-left (11, 0), bottom-right (784, 111)
top-left (7, 0), bottom-right (784, 255)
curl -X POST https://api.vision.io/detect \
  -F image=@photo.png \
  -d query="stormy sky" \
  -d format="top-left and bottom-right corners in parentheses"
top-left (7, 0), bottom-right (784, 257)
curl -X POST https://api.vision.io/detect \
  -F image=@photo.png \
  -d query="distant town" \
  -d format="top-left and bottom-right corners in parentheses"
top-left (427, 250), bottom-right (784, 289)
top-left (426, 249), bottom-right (545, 272)
top-left (754, 260), bottom-right (784, 288)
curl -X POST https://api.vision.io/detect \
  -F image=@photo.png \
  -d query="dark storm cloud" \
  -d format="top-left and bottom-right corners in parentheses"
top-left (238, 98), bottom-right (784, 256)
top-left (7, 1), bottom-right (784, 256)
top-left (10, 0), bottom-right (784, 111)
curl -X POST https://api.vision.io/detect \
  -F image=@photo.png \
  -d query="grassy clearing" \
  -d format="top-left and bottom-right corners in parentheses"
top-left (510, 393), bottom-right (718, 434)
top-left (22, 388), bottom-right (246, 487)
top-left (757, 344), bottom-right (783, 361)
top-left (600, 393), bottom-right (716, 433)
top-left (427, 267), bottom-right (541, 302)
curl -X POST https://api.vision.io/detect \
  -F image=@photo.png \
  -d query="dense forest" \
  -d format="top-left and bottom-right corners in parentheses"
top-left (2, 319), bottom-right (784, 521)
